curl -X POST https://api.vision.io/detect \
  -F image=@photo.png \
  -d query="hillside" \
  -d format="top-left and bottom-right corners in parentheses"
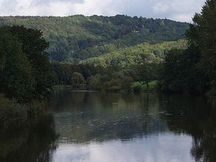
top-left (0, 15), bottom-right (189, 62)
top-left (81, 40), bottom-right (188, 67)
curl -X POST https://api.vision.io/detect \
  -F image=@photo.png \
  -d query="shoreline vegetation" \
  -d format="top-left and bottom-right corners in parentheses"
top-left (54, 80), bottom-right (159, 93)
top-left (0, 0), bottom-right (216, 132)
top-left (0, 26), bottom-right (54, 131)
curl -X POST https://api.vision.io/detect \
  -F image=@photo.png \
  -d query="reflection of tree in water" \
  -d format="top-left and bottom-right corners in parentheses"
top-left (160, 95), bottom-right (216, 162)
top-left (53, 92), bottom-right (167, 143)
top-left (0, 115), bottom-right (58, 162)
top-left (50, 91), bottom-right (216, 161)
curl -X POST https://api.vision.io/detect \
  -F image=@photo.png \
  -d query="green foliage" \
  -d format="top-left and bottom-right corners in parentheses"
top-left (133, 63), bottom-right (160, 82)
top-left (71, 72), bottom-right (86, 89)
top-left (52, 62), bottom-right (161, 92)
top-left (88, 75), bottom-right (102, 90)
top-left (9, 26), bottom-right (54, 100)
top-left (131, 82), bottom-right (144, 93)
top-left (161, 0), bottom-right (216, 96)
top-left (0, 28), bottom-right (34, 102)
top-left (81, 40), bottom-right (187, 67)
top-left (0, 15), bottom-right (189, 62)
top-left (104, 79), bottom-right (122, 92)
top-left (187, 0), bottom-right (216, 95)
top-left (0, 26), bottom-right (54, 102)
top-left (87, 69), bottom-right (134, 92)
top-left (52, 63), bottom-right (99, 85)
top-left (161, 48), bottom-right (207, 94)
top-left (131, 81), bottom-right (158, 92)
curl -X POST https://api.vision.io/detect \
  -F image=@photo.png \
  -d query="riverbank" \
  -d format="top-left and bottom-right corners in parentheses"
top-left (53, 81), bottom-right (159, 93)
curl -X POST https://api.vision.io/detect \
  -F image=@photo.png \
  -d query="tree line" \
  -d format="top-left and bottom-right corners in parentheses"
top-left (160, 0), bottom-right (216, 96)
top-left (51, 40), bottom-right (186, 92)
top-left (52, 63), bottom-right (160, 92)
top-left (0, 15), bottom-right (189, 62)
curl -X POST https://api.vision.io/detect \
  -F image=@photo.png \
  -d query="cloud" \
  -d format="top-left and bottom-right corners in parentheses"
top-left (153, 3), bottom-right (169, 14)
top-left (0, 0), bottom-right (206, 22)
top-left (52, 134), bottom-right (194, 162)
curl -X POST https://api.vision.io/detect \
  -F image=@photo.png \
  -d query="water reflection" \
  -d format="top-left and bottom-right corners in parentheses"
top-left (159, 95), bottom-right (216, 162)
top-left (51, 92), bottom-right (167, 142)
top-left (0, 115), bottom-right (58, 162)
top-left (1, 91), bottom-right (216, 162)
top-left (49, 91), bottom-right (216, 162)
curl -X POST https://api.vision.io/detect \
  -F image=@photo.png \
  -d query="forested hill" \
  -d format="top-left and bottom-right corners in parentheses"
top-left (0, 15), bottom-right (189, 62)
top-left (81, 40), bottom-right (187, 67)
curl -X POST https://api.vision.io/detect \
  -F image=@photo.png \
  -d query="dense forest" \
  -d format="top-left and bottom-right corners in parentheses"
top-left (52, 40), bottom-right (187, 92)
top-left (0, 15), bottom-right (189, 62)
top-left (50, 0), bottom-right (216, 96)
top-left (81, 40), bottom-right (187, 67)
top-left (161, 0), bottom-right (216, 96)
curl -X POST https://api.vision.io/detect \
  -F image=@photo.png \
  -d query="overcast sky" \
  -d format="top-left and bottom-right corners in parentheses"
top-left (0, 0), bottom-right (206, 22)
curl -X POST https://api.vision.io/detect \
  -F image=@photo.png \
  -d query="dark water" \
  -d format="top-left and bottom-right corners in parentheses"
top-left (1, 91), bottom-right (216, 162)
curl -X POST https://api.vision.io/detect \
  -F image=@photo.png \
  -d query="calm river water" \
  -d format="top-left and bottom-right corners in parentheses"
top-left (1, 91), bottom-right (216, 162)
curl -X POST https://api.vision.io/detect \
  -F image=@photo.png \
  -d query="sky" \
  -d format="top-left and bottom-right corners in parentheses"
top-left (0, 0), bottom-right (206, 22)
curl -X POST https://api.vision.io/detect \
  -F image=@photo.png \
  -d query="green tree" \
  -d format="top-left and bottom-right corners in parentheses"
top-left (71, 72), bottom-right (86, 89)
top-left (186, 0), bottom-right (216, 95)
top-left (0, 26), bottom-right (54, 102)
top-left (88, 75), bottom-right (102, 90)
top-left (9, 26), bottom-right (54, 100)
top-left (161, 48), bottom-right (207, 94)
top-left (0, 29), bottom-right (34, 102)
top-left (131, 63), bottom-right (158, 89)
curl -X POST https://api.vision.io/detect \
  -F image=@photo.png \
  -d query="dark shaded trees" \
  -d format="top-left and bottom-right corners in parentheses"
top-left (135, 63), bottom-right (159, 88)
top-left (187, 0), bottom-right (216, 95)
top-left (71, 72), bottom-right (86, 89)
top-left (0, 28), bottom-right (34, 102)
top-left (161, 49), bottom-right (207, 94)
top-left (9, 26), bottom-right (54, 100)
top-left (161, 0), bottom-right (216, 95)
top-left (0, 26), bottom-right (54, 102)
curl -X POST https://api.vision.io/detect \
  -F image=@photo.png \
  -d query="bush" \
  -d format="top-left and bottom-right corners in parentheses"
top-left (88, 75), bottom-right (102, 90)
top-left (131, 81), bottom-right (158, 92)
top-left (131, 82), bottom-right (143, 93)
top-left (104, 79), bottom-right (122, 92)
top-left (71, 72), bottom-right (86, 89)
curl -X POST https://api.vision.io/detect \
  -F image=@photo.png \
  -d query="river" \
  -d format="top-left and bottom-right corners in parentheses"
top-left (1, 91), bottom-right (216, 162)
